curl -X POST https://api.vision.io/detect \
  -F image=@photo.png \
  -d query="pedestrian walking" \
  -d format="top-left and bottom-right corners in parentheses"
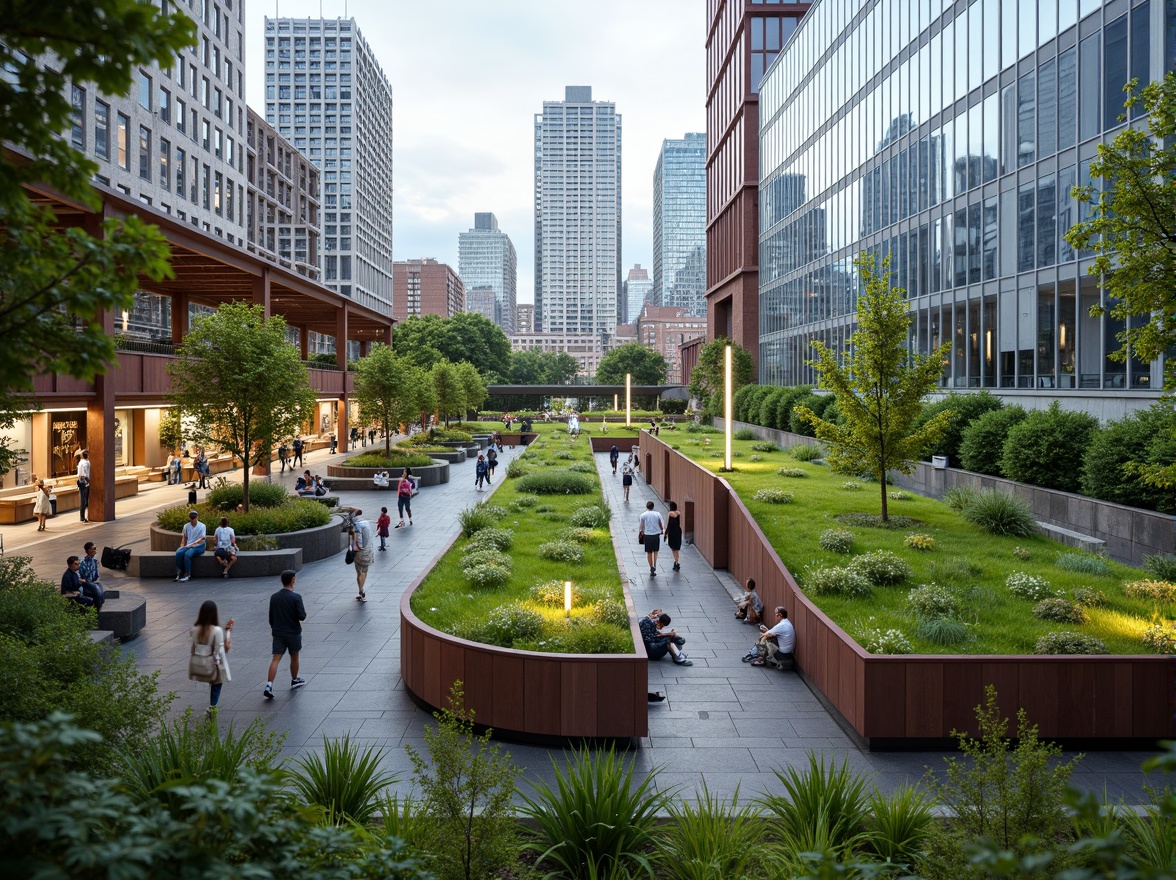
top-left (621, 456), bottom-right (636, 503)
top-left (638, 501), bottom-right (665, 577)
top-left (264, 570), bottom-right (306, 699)
top-left (170, 452), bottom-right (182, 485)
top-left (396, 468), bottom-right (414, 528)
top-left (377, 507), bottom-right (391, 550)
top-left (665, 501), bottom-right (683, 571)
top-left (174, 509), bottom-right (207, 582)
top-left (76, 449), bottom-right (91, 522)
top-left (609, 444), bottom-right (620, 474)
top-left (475, 454), bottom-right (489, 490)
top-left (292, 437), bottom-right (304, 467)
top-left (189, 600), bottom-right (232, 714)
top-left (349, 509), bottom-right (374, 602)
top-left (486, 447), bottom-right (498, 480)
top-left (278, 442), bottom-right (289, 473)
top-left (33, 480), bottom-right (52, 531)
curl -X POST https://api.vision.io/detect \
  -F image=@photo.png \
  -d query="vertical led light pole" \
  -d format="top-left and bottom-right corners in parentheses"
top-left (724, 344), bottom-right (733, 471)
top-left (564, 581), bottom-right (573, 618)
top-left (625, 373), bottom-right (632, 427)
top-left (614, 393), bottom-right (618, 411)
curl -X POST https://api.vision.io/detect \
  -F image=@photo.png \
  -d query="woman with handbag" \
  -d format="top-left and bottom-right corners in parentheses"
top-left (33, 480), bottom-right (52, 531)
top-left (188, 600), bottom-right (232, 714)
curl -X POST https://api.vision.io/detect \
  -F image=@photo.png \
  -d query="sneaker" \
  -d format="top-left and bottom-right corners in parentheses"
top-left (650, 568), bottom-right (657, 577)
top-left (409, 520), bottom-right (413, 526)
top-left (179, 575), bottom-right (190, 583)
top-left (647, 691), bottom-right (666, 702)
top-left (741, 652), bottom-right (757, 663)
top-left (395, 522), bottom-right (405, 529)
top-left (263, 685), bottom-right (274, 700)
top-left (290, 677), bottom-right (306, 689)
top-left (673, 656), bottom-right (693, 666)
top-left (175, 574), bottom-right (181, 582)
top-left (673, 563), bottom-right (680, 571)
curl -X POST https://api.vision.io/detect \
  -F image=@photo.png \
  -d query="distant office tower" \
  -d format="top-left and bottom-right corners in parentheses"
top-left (534, 86), bottom-right (622, 336)
top-left (265, 17), bottom-right (394, 316)
top-left (458, 212), bottom-right (518, 331)
top-left (245, 108), bottom-right (321, 280)
top-left (622, 265), bottom-right (652, 325)
top-left (516, 304), bottom-right (535, 333)
top-left (465, 285), bottom-right (497, 323)
top-left (393, 259), bottom-right (464, 321)
top-left (653, 133), bottom-right (706, 316)
top-left (705, 2), bottom-right (809, 366)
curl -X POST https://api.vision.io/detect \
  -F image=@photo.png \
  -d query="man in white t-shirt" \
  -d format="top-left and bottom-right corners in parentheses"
top-left (750, 606), bottom-right (795, 668)
top-left (638, 501), bottom-right (665, 577)
top-left (174, 510), bottom-right (207, 582)
top-left (76, 449), bottom-right (91, 522)
top-left (350, 510), bottom-right (375, 602)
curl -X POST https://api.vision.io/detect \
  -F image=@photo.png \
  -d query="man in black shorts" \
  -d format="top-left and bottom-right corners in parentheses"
top-left (264, 569), bottom-right (306, 699)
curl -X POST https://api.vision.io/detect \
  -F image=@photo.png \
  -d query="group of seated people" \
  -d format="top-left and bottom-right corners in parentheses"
top-left (294, 470), bottom-right (328, 496)
top-left (60, 542), bottom-right (105, 609)
top-left (372, 471), bottom-right (391, 488)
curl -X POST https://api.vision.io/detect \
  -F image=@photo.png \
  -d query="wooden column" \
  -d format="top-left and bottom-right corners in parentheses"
top-left (299, 325), bottom-right (309, 359)
top-left (336, 306), bottom-right (349, 452)
top-left (84, 212), bottom-right (116, 522)
top-left (171, 293), bottom-right (189, 343)
top-left (251, 268), bottom-right (271, 315)
top-left (383, 323), bottom-right (393, 345)
top-left (359, 340), bottom-right (370, 358)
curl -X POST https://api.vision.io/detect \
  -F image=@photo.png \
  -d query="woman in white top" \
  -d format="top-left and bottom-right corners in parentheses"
top-left (638, 501), bottom-right (666, 577)
top-left (213, 516), bottom-right (238, 578)
top-left (189, 600), bottom-right (232, 713)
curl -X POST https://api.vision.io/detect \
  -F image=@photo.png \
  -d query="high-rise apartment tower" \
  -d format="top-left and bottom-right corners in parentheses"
top-left (265, 17), bottom-right (394, 316)
top-left (653, 132), bottom-right (707, 316)
top-left (622, 265), bottom-right (653, 325)
top-left (457, 212), bottom-right (518, 332)
top-left (534, 86), bottom-right (622, 337)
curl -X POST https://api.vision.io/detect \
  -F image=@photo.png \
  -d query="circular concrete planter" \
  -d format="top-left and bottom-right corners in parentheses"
top-left (327, 459), bottom-right (450, 486)
top-left (150, 517), bottom-right (347, 562)
top-left (422, 447), bottom-right (466, 464)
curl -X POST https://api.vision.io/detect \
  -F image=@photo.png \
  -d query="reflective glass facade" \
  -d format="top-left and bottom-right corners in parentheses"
top-left (759, 0), bottom-right (1173, 407)
top-left (653, 133), bottom-right (707, 316)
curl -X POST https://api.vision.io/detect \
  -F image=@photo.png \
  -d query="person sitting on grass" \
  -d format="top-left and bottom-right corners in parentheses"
top-left (638, 609), bottom-right (692, 666)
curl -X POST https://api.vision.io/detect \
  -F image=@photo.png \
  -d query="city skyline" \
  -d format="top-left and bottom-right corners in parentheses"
top-left (245, 0), bottom-right (705, 307)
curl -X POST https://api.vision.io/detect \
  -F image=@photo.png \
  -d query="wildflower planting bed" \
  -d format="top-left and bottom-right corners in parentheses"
top-left (669, 434), bottom-right (1173, 656)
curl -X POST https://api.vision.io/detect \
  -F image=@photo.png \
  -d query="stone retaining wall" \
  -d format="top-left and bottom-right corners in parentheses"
top-left (327, 459), bottom-right (450, 487)
top-left (150, 517), bottom-right (346, 563)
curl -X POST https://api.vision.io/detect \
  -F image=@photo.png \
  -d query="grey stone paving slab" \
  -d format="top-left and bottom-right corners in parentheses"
top-left (3, 435), bottom-right (1163, 804)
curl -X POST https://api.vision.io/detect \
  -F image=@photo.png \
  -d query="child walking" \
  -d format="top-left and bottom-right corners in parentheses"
top-left (376, 507), bottom-right (391, 551)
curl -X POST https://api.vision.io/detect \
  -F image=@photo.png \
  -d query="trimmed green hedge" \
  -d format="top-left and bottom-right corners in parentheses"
top-left (345, 451), bottom-right (437, 469)
top-left (158, 498), bottom-right (332, 535)
top-left (515, 469), bottom-right (597, 495)
top-left (207, 482), bottom-right (288, 510)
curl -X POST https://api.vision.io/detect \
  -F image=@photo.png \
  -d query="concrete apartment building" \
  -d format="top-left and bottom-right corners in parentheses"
top-left (705, 1), bottom-right (810, 365)
top-left (509, 333), bottom-right (605, 380)
top-left (622, 265), bottom-right (653, 325)
top-left (393, 259), bottom-right (465, 322)
top-left (621, 305), bottom-right (707, 384)
top-left (653, 132), bottom-right (707, 316)
top-left (457, 212), bottom-right (518, 332)
top-left (265, 17), bottom-right (394, 316)
top-left (534, 86), bottom-right (622, 336)
top-left (516, 303), bottom-right (535, 333)
top-left (758, 0), bottom-right (1171, 418)
top-left (464, 286), bottom-right (497, 323)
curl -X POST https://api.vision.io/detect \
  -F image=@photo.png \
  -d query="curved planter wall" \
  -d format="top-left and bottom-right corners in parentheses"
top-left (150, 518), bottom-right (347, 563)
top-left (327, 460), bottom-right (450, 487)
top-left (400, 539), bottom-right (649, 742)
top-left (639, 432), bottom-right (1176, 748)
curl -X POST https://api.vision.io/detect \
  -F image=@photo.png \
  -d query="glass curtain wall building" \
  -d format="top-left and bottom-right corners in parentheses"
top-left (759, 0), bottom-right (1173, 416)
top-left (652, 133), bottom-right (708, 316)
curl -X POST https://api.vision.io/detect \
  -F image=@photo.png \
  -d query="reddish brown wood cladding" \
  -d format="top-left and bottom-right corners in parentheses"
top-left (639, 432), bottom-right (1176, 744)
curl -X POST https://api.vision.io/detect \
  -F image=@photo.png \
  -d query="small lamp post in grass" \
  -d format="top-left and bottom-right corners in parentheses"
top-left (723, 344), bottom-right (733, 471)
top-left (625, 373), bottom-right (631, 427)
top-left (564, 580), bottom-right (573, 618)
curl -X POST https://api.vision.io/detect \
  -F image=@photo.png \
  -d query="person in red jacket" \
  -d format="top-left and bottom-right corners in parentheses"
top-left (376, 507), bottom-right (391, 551)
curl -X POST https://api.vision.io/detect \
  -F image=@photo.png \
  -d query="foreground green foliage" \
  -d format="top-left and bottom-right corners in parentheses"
top-left (290, 735), bottom-right (398, 826)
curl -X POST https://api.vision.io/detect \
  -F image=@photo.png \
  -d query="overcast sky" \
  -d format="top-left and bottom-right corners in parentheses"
top-left (246, 0), bottom-right (706, 305)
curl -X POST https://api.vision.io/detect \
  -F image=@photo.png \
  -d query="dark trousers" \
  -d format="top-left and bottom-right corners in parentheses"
top-left (78, 484), bottom-right (90, 520)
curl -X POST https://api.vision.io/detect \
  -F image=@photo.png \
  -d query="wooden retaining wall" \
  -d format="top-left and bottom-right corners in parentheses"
top-left (640, 432), bottom-right (1176, 747)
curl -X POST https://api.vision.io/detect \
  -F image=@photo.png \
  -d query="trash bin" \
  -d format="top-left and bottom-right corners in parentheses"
top-left (188, 489), bottom-right (198, 506)
top-left (48, 493), bottom-right (57, 516)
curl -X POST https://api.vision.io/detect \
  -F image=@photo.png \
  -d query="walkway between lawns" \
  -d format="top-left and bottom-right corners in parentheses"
top-left (14, 436), bottom-right (1160, 804)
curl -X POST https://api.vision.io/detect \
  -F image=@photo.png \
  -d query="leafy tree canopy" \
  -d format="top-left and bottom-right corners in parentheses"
top-left (595, 342), bottom-right (669, 386)
top-left (689, 337), bottom-right (755, 418)
top-left (799, 254), bottom-right (951, 521)
top-left (354, 345), bottom-right (425, 456)
top-left (430, 359), bottom-right (463, 426)
top-left (167, 302), bottom-right (315, 509)
top-left (455, 361), bottom-right (488, 415)
top-left (508, 349), bottom-right (579, 385)
top-left (0, 0), bottom-right (194, 470)
top-left (1066, 72), bottom-right (1176, 391)
top-left (393, 313), bottom-right (511, 379)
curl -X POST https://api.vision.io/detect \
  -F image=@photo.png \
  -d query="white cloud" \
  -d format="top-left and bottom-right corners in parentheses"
top-left (247, 0), bottom-right (705, 303)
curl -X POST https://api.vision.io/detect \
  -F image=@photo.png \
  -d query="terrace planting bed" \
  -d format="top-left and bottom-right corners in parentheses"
top-left (639, 432), bottom-right (1175, 747)
top-left (327, 459), bottom-right (450, 487)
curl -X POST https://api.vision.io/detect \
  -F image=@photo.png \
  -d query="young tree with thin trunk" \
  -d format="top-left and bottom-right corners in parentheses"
top-left (354, 345), bottom-right (416, 456)
top-left (797, 254), bottom-right (952, 522)
top-left (689, 338), bottom-right (754, 419)
top-left (454, 361), bottom-right (488, 422)
top-left (430, 360), bottom-right (462, 427)
top-left (167, 302), bottom-right (314, 511)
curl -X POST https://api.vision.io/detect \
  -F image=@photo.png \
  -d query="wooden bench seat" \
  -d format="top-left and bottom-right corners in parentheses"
top-left (127, 547), bottom-right (304, 578)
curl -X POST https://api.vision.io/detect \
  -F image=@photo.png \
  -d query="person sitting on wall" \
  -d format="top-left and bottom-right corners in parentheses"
top-left (372, 470), bottom-right (390, 488)
top-left (61, 556), bottom-right (95, 608)
top-left (638, 609), bottom-right (692, 666)
top-left (78, 542), bottom-right (105, 609)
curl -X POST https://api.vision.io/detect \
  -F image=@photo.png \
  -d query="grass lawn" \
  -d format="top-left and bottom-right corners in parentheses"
top-left (669, 434), bottom-right (1174, 655)
top-left (409, 423), bottom-right (633, 654)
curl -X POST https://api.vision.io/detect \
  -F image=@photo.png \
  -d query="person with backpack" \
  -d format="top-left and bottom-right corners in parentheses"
top-left (485, 447), bottom-right (498, 480)
top-left (396, 468), bottom-right (414, 528)
top-left (292, 437), bottom-right (304, 467)
top-left (609, 444), bottom-right (620, 475)
top-left (474, 454), bottom-right (489, 491)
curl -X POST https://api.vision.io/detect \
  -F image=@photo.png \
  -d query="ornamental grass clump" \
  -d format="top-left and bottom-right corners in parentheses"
top-left (907, 582), bottom-right (960, 620)
top-left (1034, 631), bottom-right (1108, 654)
top-left (904, 533), bottom-right (935, 551)
top-left (289, 735), bottom-right (398, 826)
top-left (1072, 587), bottom-right (1108, 607)
top-left (841, 480), bottom-right (864, 491)
top-left (751, 441), bottom-right (779, 452)
top-left (752, 488), bottom-right (794, 504)
top-left (776, 466), bottom-right (808, 478)
top-left (757, 753), bottom-right (873, 862)
top-left (1143, 552), bottom-right (1176, 582)
top-left (789, 443), bottom-right (822, 461)
top-left (1006, 571), bottom-right (1054, 601)
top-left (1032, 597), bottom-right (1087, 624)
top-left (515, 469), bottom-right (596, 495)
top-left (889, 491), bottom-right (911, 501)
top-left (466, 527), bottom-right (513, 552)
top-left (1055, 551), bottom-right (1112, 577)
top-left (803, 566), bottom-right (873, 598)
top-left (454, 604), bottom-right (542, 646)
top-left (734, 428), bottom-right (759, 441)
top-left (1123, 579), bottom-right (1176, 602)
top-left (537, 540), bottom-right (584, 565)
top-left (849, 550), bottom-right (912, 586)
top-left (569, 504), bottom-right (611, 528)
top-left (861, 626), bottom-right (913, 654)
top-left (943, 486), bottom-right (978, 510)
top-left (589, 598), bottom-right (630, 629)
top-left (961, 490), bottom-right (1038, 537)
top-left (818, 528), bottom-right (855, 553)
top-left (558, 527), bottom-right (599, 544)
top-left (508, 495), bottom-right (539, 512)
top-left (915, 616), bottom-right (970, 646)
top-left (457, 504), bottom-right (495, 537)
top-left (462, 561), bottom-right (511, 591)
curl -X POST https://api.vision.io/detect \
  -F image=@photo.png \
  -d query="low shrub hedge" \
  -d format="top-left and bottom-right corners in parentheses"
top-left (515, 469), bottom-right (597, 495)
top-left (158, 499), bottom-right (332, 535)
top-left (207, 482), bottom-right (289, 510)
top-left (345, 451), bottom-right (437, 469)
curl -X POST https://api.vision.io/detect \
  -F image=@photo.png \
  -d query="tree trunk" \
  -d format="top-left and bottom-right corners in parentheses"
top-left (879, 472), bottom-right (888, 522)
top-left (242, 428), bottom-right (250, 513)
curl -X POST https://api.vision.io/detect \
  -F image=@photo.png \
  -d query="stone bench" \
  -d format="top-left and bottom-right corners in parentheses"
top-left (127, 547), bottom-right (304, 579)
top-left (0, 474), bottom-right (139, 524)
top-left (96, 590), bottom-right (147, 641)
top-left (321, 477), bottom-right (420, 494)
top-left (1036, 522), bottom-right (1107, 555)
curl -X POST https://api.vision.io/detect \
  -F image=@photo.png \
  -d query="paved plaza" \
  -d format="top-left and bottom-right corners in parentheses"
top-left (5, 436), bottom-right (1163, 804)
